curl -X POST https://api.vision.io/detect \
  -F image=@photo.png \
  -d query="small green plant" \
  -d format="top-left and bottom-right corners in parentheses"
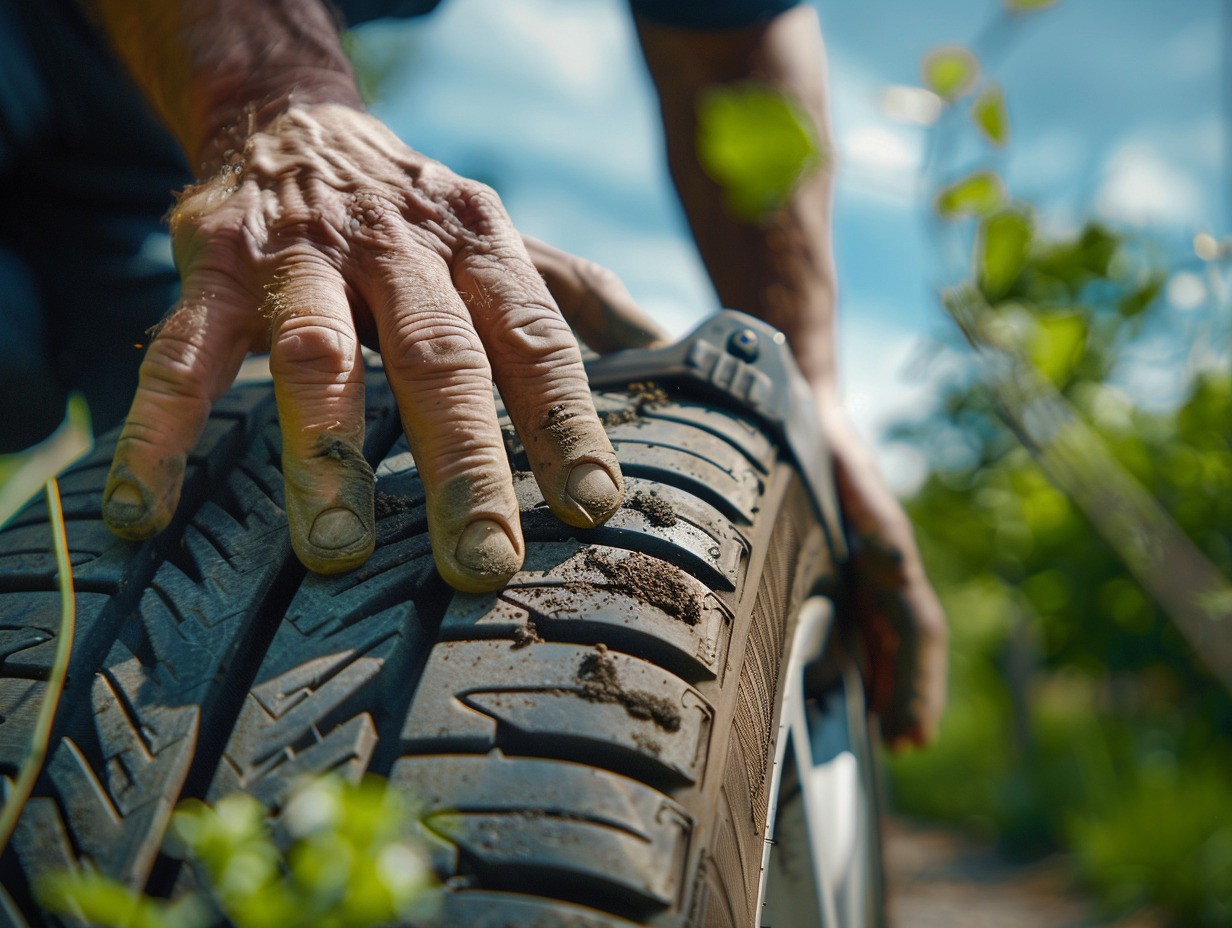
top-left (35, 774), bottom-right (438, 928)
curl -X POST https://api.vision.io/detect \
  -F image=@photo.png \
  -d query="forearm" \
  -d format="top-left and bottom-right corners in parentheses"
top-left (80, 0), bottom-right (362, 175)
top-left (636, 6), bottom-right (839, 401)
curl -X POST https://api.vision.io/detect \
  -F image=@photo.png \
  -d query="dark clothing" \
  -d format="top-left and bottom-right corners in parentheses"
top-left (0, 0), bottom-right (799, 451)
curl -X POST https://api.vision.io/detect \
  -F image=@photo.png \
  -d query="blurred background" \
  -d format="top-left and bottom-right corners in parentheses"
top-left (2, 0), bottom-right (1229, 924)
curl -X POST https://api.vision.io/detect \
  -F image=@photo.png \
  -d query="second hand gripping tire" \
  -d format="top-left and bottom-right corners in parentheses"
top-left (0, 311), bottom-right (878, 927)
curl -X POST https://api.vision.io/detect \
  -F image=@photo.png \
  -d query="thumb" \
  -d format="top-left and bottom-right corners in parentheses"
top-left (521, 234), bottom-right (671, 354)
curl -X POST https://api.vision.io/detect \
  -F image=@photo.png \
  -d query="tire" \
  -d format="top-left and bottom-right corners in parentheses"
top-left (0, 357), bottom-right (848, 927)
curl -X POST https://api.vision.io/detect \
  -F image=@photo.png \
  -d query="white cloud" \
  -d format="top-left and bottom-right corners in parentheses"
top-left (839, 315), bottom-right (945, 494)
top-left (838, 125), bottom-right (924, 203)
top-left (1094, 141), bottom-right (1202, 227)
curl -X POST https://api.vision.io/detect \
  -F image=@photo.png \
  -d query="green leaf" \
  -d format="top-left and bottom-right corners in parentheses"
top-left (921, 46), bottom-right (980, 100)
top-left (695, 82), bottom-right (823, 220)
top-left (1028, 312), bottom-right (1088, 386)
top-left (936, 171), bottom-right (1007, 219)
top-left (977, 208), bottom-right (1033, 302)
top-left (971, 85), bottom-right (1010, 147)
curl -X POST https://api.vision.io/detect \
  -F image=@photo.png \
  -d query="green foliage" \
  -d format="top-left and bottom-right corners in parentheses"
top-left (35, 774), bottom-right (438, 928)
top-left (935, 171), bottom-right (1006, 218)
top-left (971, 84), bottom-right (1010, 146)
top-left (976, 208), bottom-right (1033, 302)
top-left (893, 209), bottom-right (1232, 921)
top-left (1070, 753), bottom-right (1232, 926)
top-left (907, 26), bottom-right (1232, 916)
top-left (921, 46), bottom-right (980, 100)
top-left (695, 82), bottom-right (824, 220)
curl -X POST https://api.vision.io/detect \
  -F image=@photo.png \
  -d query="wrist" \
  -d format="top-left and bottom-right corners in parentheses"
top-left (85, 0), bottom-right (363, 178)
top-left (192, 76), bottom-right (362, 176)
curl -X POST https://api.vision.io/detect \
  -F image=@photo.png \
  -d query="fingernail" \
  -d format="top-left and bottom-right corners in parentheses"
top-left (109, 481), bottom-right (144, 508)
top-left (565, 463), bottom-right (620, 521)
top-left (455, 518), bottom-right (519, 576)
top-left (309, 508), bottom-right (366, 550)
top-left (104, 479), bottom-right (149, 524)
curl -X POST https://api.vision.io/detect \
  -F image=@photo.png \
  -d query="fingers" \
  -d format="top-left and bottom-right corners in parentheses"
top-left (103, 274), bottom-right (254, 541)
top-left (363, 248), bottom-right (524, 592)
top-left (266, 250), bottom-right (374, 574)
top-left (521, 234), bottom-right (671, 354)
top-left (455, 230), bottom-right (623, 530)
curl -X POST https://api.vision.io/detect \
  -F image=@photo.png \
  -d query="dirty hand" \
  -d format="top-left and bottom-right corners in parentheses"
top-left (819, 404), bottom-right (948, 747)
top-left (102, 102), bottom-right (638, 592)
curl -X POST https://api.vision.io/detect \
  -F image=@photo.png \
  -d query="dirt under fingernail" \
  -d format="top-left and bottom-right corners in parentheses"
top-left (455, 518), bottom-right (519, 576)
top-left (103, 476), bottom-right (158, 539)
top-left (308, 507), bottom-right (366, 550)
top-left (566, 463), bottom-right (620, 519)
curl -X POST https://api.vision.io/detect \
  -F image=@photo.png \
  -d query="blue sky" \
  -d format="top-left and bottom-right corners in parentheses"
top-left (352, 0), bottom-right (1225, 490)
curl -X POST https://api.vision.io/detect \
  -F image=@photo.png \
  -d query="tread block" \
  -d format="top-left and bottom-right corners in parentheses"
top-left (400, 641), bottom-right (712, 785)
top-left (29, 736), bottom-right (181, 884)
top-left (8, 796), bottom-right (75, 888)
top-left (593, 390), bottom-right (775, 475)
top-left (513, 475), bottom-right (747, 593)
top-left (291, 532), bottom-right (437, 620)
top-left (441, 543), bottom-right (731, 682)
top-left (0, 680), bottom-right (45, 769)
top-left (392, 754), bottom-right (692, 909)
top-left (0, 593), bottom-right (109, 676)
top-left (0, 521), bottom-right (135, 591)
top-left (606, 437), bottom-right (762, 527)
top-left (428, 890), bottom-right (644, 928)
top-left (209, 604), bottom-right (410, 804)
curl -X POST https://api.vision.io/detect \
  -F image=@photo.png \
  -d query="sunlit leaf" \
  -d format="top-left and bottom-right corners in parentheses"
top-left (695, 82), bottom-right (823, 220)
top-left (936, 171), bottom-right (1007, 218)
top-left (972, 84), bottom-right (1010, 147)
top-left (1028, 313), bottom-right (1088, 386)
top-left (978, 208), bottom-right (1033, 302)
top-left (1005, 0), bottom-right (1061, 11)
top-left (921, 46), bottom-right (980, 100)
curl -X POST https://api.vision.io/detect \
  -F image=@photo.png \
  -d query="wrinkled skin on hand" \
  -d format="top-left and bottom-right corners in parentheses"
top-left (102, 103), bottom-right (627, 592)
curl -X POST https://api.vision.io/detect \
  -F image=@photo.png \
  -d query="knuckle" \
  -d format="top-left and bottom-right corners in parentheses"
top-left (347, 188), bottom-right (403, 235)
top-left (270, 316), bottom-right (357, 382)
top-left (449, 179), bottom-right (509, 237)
top-left (387, 317), bottom-right (489, 382)
top-left (139, 333), bottom-right (216, 401)
top-left (492, 308), bottom-right (579, 366)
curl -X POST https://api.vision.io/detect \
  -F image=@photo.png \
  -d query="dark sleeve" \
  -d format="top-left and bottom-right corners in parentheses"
top-left (332, 0), bottom-right (444, 28)
top-left (628, 0), bottom-right (800, 29)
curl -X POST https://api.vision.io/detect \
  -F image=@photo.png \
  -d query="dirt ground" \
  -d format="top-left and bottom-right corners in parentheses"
top-left (883, 817), bottom-right (1166, 928)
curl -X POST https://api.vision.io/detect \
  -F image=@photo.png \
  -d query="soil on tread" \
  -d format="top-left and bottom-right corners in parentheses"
top-left (0, 367), bottom-right (836, 928)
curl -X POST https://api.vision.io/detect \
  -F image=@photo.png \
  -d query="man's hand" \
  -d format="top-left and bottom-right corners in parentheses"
top-left (821, 406), bottom-right (948, 747)
top-left (102, 103), bottom-right (624, 591)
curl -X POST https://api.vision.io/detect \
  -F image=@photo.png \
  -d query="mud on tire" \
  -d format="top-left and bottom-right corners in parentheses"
top-left (0, 366), bottom-right (838, 928)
